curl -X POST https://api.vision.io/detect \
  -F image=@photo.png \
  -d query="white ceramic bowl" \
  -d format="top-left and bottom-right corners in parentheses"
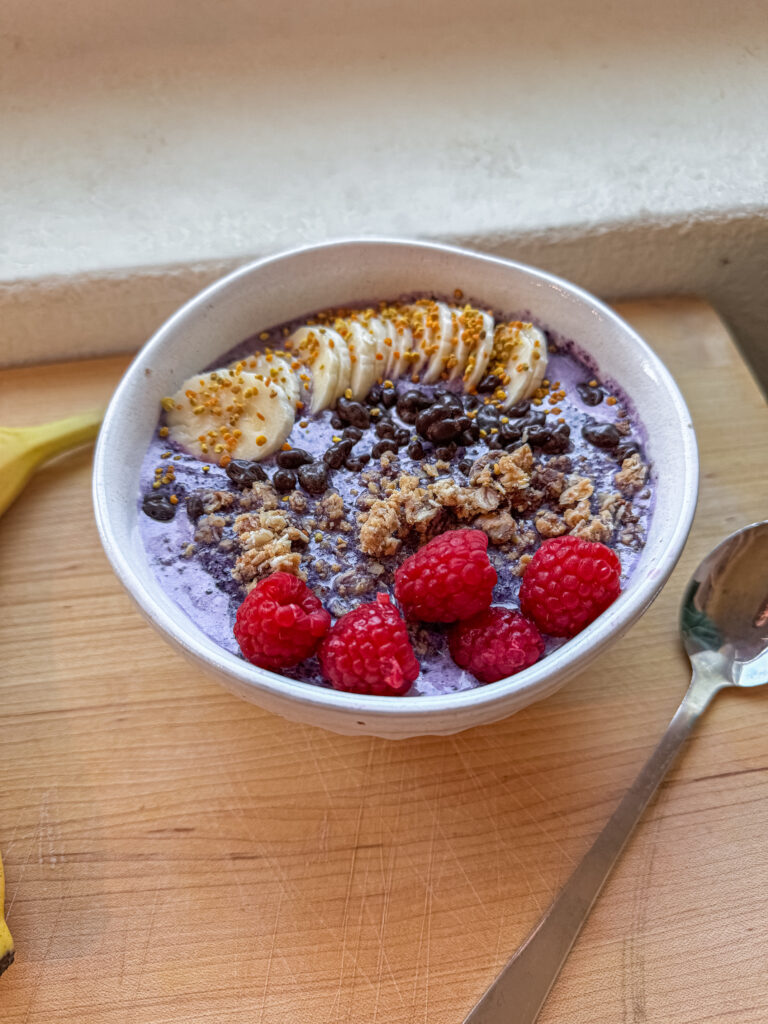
top-left (93, 238), bottom-right (698, 738)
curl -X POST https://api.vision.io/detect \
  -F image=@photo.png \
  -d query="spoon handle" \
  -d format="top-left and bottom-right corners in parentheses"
top-left (463, 669), bottom-right (724, 1024)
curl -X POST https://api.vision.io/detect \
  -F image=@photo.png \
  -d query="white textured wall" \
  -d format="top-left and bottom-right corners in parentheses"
top-left (1, 0), bottom-right (767, 384)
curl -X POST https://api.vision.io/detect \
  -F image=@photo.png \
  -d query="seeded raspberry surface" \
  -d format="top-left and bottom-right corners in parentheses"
top-left (319, 593), bottom-right (419, 696)
top-left (449, 606), bottom-right (545, 683)
top-left (394, 528), bottom-right (497, 623)
top-left (520, 536), bottom-right (621, 637)
top-left (234, 571), bottom-right (331, 670)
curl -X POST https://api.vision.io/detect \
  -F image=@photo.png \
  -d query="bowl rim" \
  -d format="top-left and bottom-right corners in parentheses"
top-left (93, 236), bottom-right (699, 720)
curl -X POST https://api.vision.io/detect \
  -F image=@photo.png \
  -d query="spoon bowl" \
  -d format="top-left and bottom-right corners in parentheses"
top-left (682, 520), bottom-right (768, 687)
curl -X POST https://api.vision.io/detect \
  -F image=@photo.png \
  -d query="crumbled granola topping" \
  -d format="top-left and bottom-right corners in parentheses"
top-left (334, 568), bottom-right (377, 597)
top-left (380, 450), bottom-right (397, 472)
top-left (513, 552), bottom-right (533, 576)
top-left (358, 473), bottom-right (448, 557)
top-left (346, 433), bottom-right (647, 562)
top-left (494, 446), bottom-right (534, 493)
top-left (615, 453), bottom-right (648, 494)
top-left (319, 491), bottom-right (345, 521)
top-left (473, 510), bottom-right (519, 545)
top-left (470, 445), bottom-right (533, 496)
top-left (535, 510), bottom-right (567, 538)
top-left (232, 508), bottom-right (309, 586)
top-left (569, 512), bottom-right (613, 543)
top-left (559, 475), bottom-right (594, 507)
top-left (429, 477), bottom-right (502, 518)
top-left (530, 465), bottom-right (565, 501)
top-left (286, 490), bottom-right (308, 512)
top-left (359, 500), bottom-right (402, 557)
top-left (239, 481), bottom-right (280, 511)
top-left (194, 513), bottom-right (228, 545)
top-left (563, 498), bottom-right (592, 530)
top-left (200, 489), bottom-right (236, 514)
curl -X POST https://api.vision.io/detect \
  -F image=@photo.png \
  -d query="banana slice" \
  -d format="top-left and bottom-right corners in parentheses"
top-left (422, 301), bottom-right (457, 383)
top-left (367, 316), bottom-right (396, 382)
top-left (165, 368), bottom-right (295, 461)
top-left (444, 307), bottom-right (466, 380)
top-left (406, 301), bottom-right (439, 376)
top-left (496, 322), bottom-right (548, 408)
top-left (492, 322), bottom-right (530, 408)
top-left (344, 319), bottom-right (385, 399)
top-left (288, 326), bottom-right (341, 413)
top-left (461, 307), bottom-right (496, 391)
top-left (450, 306), bottom-right (474, 381)
top-left (384, 309), bottom-right (415, 380)
top-left (331, 324), bottom-right (352, 403)
top-left (526, 325), bottom-right (549, 396)
top-left (236, 351), bottom-right (301, 407)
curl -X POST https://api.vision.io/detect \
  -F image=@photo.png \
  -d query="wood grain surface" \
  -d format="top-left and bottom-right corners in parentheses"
top-left (0, 298), bottom-right (766, 1024)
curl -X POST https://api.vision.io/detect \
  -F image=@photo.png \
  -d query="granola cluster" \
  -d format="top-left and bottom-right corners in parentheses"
top-left (354, 444), bottom-right (646, 561)
top-left (232, 509), bottom-right (309, 586)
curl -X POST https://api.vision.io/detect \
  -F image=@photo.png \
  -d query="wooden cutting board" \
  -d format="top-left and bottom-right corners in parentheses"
top-left (1, 298), bottom-right (766, 1024)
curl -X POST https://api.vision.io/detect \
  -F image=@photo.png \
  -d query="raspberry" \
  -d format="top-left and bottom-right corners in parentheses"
top-left (394, 529), bottom-right (497, 623)
top-left (448, 606), bottom-right (545, 683)
top-left (519, 536), bottom-right (621, 637)
top-left (319, 593), bottom-right (419, 696)
top-left (234, 572), bottom-right (331, 670)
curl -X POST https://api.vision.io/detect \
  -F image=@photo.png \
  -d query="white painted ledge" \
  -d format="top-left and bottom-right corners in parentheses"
top-left (1, 0), bottom-right (766, 386)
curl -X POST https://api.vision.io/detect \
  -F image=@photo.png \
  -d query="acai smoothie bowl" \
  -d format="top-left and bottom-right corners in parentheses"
top-left (94, 239), bottom-right (698, 738)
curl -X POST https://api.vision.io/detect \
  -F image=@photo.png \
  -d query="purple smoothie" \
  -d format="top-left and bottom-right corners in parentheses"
top-left (139, 300), bottom-right (652, 696)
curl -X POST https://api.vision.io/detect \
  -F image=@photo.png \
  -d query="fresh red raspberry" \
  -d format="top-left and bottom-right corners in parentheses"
top-left (519, 536), bottom-right (622, 637)
top-left (318, 593), bottom-right (419, 696)
top-left (448, 606), bottom-right (545, 683)
top-left (394, 529), bottom-right (497, 623)
top-left (234, 572), bottom-right (331, 670)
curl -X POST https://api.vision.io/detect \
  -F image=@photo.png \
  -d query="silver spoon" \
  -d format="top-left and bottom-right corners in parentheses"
top-left (464, 520), bottom-right (768, 1024)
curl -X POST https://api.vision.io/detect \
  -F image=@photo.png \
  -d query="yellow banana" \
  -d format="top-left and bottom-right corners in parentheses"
top-left (0, 411), bottom-right (102, 519)
top-left (0, 411), bottom-right (103, 967)
top-left (0, 851), bottom-right (13, 977)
